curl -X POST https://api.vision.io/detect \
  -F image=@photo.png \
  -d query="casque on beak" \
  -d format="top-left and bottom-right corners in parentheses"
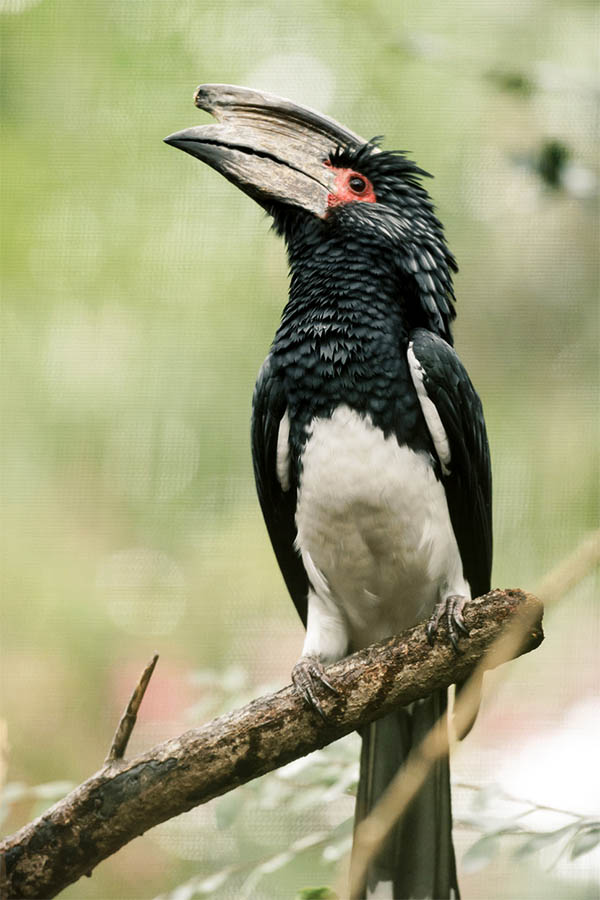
top-left (164, 83), bottom-right (368, 217)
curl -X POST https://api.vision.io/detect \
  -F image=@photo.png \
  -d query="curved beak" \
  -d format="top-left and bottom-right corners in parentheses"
top-left (164, 83), bottom-right (368, 217)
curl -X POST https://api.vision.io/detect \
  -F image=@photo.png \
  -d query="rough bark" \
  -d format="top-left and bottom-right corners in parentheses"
top-left (0, 588), bottom-right (543, 899)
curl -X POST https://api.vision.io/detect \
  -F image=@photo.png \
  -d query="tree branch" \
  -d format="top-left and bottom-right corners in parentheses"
top-left (0, 588), bottom-right (543, 899)
top-left (105, 654), bottom-right (159, 764)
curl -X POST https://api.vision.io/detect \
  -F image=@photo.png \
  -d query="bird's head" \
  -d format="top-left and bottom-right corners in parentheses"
top-left (165, 84), bottom-right (457, 339)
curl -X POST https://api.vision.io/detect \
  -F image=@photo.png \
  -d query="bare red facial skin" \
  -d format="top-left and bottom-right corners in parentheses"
top-left (324, 162), bottom-right (376, 208)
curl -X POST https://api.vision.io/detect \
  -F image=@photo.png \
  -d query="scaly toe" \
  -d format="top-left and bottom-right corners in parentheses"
top-left (428, 594), bottom-right (470, 651)
top-left (427, 602), bottom-right (446, 645)
top-left (291, 656), bottom-right (338, 721)
top-left (446, 594), bottom-right (470, 652)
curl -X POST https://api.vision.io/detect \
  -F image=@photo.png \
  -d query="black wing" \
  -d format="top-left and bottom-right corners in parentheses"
top-left (409, 328), bottom-right (492, 599)
top-left (251, 356), bottom-right (309, 625)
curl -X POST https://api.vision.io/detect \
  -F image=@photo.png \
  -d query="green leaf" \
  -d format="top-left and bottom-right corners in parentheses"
top-left (462, 834), bottom-right (501, 873)
top-left (290, 831), bottom-right (329, 853)
top-left (513, 825), bottom-right (577, 858)
top-left (258, 851), bottom-right (294, 874)
top-left (0, 781), bottom-right (28, 803)
top-left (258, 774), bottom-right (291, 808)
top-left (32, 780), bottom-right (74, 800)
top-left (485, 67), bottom-right (534, 96)
top-left (536, 139), bottom-right (571, 189)
top-left (322, 834), bottom-right (353, 863)
top-left (186, 866), bottom-right (233, 897)
top-left (291, 786), bottom-right (329, 811)
top-left (0, 783), bottom-right (27, 827)
top-left (469, 782), bottom-right (503, 813)
top-left (215, 788), bottom-right (245, 830)
top-left (240, 852), bottom-right (295, 899)
top-left (295, 889), bottom-right (339, 899)
top-left (571, 824), bottom-right (600, 859)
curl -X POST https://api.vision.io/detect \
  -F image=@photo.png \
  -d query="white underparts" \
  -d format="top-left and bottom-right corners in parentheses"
top-left (295, 405), bottom-right (469, 659)
top-left (302, 584), bottom-right (349, 663)
top-left (407, 342), bottom-right (451, 476)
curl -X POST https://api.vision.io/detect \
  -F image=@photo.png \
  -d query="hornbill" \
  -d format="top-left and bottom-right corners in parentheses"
top-left (165, 84), bottom-right (492, 899)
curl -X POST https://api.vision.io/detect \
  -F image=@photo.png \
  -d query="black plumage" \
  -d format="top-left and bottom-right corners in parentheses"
top-left (409, 328), bottom-right (492, 601)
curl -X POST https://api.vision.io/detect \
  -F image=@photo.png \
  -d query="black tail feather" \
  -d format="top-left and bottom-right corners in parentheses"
top-left (354, 690), bottom-right (459, 899)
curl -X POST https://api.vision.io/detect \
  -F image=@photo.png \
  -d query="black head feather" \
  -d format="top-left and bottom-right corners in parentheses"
top-left (274, 139), bottom-right (458, 344)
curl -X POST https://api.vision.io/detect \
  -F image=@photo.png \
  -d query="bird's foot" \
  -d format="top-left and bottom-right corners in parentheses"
top-left (291, 655), bottom-right (339, 721)
top-left (427, 593), bottom-right (470, 651)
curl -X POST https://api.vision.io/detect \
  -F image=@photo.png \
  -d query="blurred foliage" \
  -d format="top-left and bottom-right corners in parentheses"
top-left (0, 779), bottom-right (74, 829)
top-left (296, 889), bottom-right (340, 900)
top-left (485, 68), bottom-right (535, 97)
top-left (1, 0), bottom-right (598, 897)
top-left (535, 138), bottom-right (571, 189)
top-left (459, 783), bottom-right (600, 874)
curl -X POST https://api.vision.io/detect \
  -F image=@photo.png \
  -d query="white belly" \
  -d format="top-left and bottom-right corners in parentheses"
top-left (295, 405), bottom-right (469, 656)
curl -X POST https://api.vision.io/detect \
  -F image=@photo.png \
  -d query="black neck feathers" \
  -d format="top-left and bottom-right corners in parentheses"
top-left (271, 224), bottom-right (424, 449)
top-left (269, 142), bottom-right (457, 453)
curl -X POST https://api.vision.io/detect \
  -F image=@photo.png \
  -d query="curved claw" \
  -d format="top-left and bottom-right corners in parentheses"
top-left (428, 593), bottom-right (470, 652)
top-left (291, 656), bottom-right (339, 721)
top-left (427, 607), bottom-right (444, 645)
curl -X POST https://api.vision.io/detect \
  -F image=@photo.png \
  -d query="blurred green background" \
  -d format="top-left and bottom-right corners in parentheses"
top-left (1, 0), bottom-right (598, 897)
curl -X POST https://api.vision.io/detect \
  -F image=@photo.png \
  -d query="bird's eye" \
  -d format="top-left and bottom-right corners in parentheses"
top-left (349, 175), bottom-right (367, 193)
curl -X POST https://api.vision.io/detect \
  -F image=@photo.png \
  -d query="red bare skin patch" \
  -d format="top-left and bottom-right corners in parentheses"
top-left (325, 161), bottom-right (376, 208)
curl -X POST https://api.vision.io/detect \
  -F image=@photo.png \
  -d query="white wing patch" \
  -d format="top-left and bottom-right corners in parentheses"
top-left (276, 409), bottom-right (291, 491)
top-left (407, 342), bottom-right (452, 476)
